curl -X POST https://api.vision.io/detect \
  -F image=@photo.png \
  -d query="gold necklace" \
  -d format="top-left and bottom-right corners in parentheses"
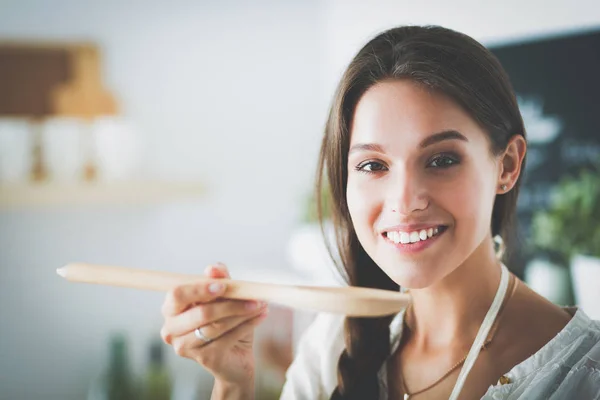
top-left (400, 275), bottom-right (517, 400)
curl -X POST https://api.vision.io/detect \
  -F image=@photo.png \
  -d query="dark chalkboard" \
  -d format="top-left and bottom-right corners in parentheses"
top-left (490, 28), bottom-right (600, 277)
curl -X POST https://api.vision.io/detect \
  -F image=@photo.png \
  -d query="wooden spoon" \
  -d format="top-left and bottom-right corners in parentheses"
top-left (57, 263), bottom-right (411, 317)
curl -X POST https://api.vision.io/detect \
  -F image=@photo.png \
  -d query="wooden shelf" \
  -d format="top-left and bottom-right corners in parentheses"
top-left (0, 181), bottom-right (206, 209)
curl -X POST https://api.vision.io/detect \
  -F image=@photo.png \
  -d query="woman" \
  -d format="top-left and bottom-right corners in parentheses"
top-left (159, 26), bottom-right (600, 399)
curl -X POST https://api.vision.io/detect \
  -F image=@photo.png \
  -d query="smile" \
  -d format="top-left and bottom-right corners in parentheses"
top-left (384, 225), bottom-right (447, 244)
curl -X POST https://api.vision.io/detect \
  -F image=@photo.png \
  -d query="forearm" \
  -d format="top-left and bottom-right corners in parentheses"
top-left (211, 379), bottom-right (254, 400)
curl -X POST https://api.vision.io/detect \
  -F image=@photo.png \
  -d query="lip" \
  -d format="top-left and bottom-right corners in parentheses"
top-left (382, 225), bottom-right (448, 254)
top-left (380, 223), bottom-right (445, 234)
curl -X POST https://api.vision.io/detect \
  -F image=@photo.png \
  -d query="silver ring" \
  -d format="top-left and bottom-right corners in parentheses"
top-left (194, 327), bottom-right (213, 344)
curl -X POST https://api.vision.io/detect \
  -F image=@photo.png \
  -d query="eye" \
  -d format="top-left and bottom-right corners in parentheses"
top-left (355, 161), bottom-right (387, 174)
top-left (428, 154), bottom-right (460, 169)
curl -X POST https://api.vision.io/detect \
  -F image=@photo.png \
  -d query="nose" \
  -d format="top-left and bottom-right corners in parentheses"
top-left (387, 170), bottom-right (429, 215)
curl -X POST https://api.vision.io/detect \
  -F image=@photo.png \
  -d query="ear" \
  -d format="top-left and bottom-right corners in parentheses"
top-left (497, 135), bottom-right (527, 194)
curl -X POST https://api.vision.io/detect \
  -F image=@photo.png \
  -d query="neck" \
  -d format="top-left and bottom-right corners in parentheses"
top-left (405, 236), bottom-right (502, 352)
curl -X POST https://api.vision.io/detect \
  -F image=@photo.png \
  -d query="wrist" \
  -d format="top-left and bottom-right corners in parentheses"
top-left (212, 379), bottom-right (254, 400)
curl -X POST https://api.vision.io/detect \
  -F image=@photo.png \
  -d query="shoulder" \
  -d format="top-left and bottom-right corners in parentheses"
top-left (548, 308), bottom-right (600, 372)
top-left (294, 312), bottom-right (347, 369)
top-left (486, 308), bottom-right (600, 399)
top-left (280, 313), bottom-right (346, 400)
top-left (533, 308), bottom-right (600, 376)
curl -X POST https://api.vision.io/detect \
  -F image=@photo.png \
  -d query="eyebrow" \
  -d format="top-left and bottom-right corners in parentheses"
top-left (419, 130), bottom-right (468, 148)
top-left (348, 130), bottom-right (468, 155)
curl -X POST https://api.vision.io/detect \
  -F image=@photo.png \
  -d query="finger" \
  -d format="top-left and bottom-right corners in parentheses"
top-left (171, 309), bottom-right (269, 359)
top-left (164, 299), bottom-right (267, 338)
top-left (204, 262), bottom-right (230, 279)
top-left (161, 280), bottom-right (227, 317)
top-left (207, 308), bottom-right (269, 348)
top-left (194, 307), bottom-right (267, 341)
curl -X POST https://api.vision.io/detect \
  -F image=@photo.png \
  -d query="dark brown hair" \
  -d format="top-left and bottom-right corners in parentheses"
top-left (315, 25), bottom-right (527, 399)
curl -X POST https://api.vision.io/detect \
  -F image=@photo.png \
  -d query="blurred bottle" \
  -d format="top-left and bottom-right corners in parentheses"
top-left (88, 333), bottom-right (138, 400)
top-left (141, 339), bottom-right (172, 400)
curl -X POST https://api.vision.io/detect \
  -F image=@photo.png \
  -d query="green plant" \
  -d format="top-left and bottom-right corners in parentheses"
top-left (531, 169), bottom-right (600, 261)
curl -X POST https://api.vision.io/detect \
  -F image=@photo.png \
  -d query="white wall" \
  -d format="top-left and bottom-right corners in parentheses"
top-left (0, 1), bottom-right (325, 399)
top-left (1, 0), bottom-right (599, 399)
top-left (321, 0), bottom-right (600, 99)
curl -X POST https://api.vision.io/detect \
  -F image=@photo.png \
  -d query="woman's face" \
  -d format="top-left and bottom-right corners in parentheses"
top-left (346, 80), bottom-right (501, 289)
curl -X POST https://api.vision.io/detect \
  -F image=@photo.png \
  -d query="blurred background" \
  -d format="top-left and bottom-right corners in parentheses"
top-left (0, 0), bottom-right (599, 399)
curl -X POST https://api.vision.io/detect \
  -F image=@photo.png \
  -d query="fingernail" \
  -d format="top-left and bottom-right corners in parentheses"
top-left (245, 301), bottom-right (258, 310)
top-left (208, 282), bottom-right (224, 293)
top-left (214, 262), bottom-right (226, 271)
top-left (205, 263), bottom-right (225, 275)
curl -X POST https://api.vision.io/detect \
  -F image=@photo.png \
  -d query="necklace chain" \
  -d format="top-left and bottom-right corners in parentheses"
top-left (400, 274), bottom-right (518, 399)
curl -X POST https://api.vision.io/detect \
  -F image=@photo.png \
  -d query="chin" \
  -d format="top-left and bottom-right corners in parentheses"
top-left (379, 259), bottom-right (444, 290)
top-left (396, 272), bottom-right (440, 290)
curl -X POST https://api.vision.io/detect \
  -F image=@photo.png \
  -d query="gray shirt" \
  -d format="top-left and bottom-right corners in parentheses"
top-left (281, 307), bottom-right (600, 399)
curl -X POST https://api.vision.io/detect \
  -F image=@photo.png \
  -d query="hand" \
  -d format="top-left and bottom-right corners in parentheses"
top-left (160, 263), bottom-right (269, 386)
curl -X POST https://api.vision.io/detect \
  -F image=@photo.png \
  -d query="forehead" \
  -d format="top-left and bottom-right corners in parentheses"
top-left (350, 80), bottom-right (482, 146)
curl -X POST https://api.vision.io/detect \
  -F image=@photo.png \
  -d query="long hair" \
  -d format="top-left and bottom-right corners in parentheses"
top-left (315, 25), bottom-right (527, 399)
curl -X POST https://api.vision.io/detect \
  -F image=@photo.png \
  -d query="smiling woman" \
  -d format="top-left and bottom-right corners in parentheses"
top-left (277, 26), bottom-right (600, 400)
top-left (161, 25), bottom-right (600, 400)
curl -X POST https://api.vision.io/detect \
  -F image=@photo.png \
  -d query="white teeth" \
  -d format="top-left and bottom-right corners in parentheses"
top-left (386, 226), bottom-right (444, 244)
top-left (409, 232), bottom-right (420, 243)
top-left (400, 232), bottom-right (410, 244)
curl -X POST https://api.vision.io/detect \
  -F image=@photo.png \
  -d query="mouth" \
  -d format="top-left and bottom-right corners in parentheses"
top-left (382, 225), bottom-right (448, 253)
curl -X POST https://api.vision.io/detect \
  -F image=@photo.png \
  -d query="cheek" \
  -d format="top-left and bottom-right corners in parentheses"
top-left (443, 166), bottom-right (496, 236)
top-left (346, 178), bottom-right (379, 235)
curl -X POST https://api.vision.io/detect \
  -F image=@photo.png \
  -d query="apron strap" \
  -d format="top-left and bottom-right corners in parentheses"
top-left (448, 263), bottom-right (510, 400)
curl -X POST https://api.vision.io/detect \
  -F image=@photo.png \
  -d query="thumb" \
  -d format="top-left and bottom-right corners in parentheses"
top-left (204, 262), bottom-right (230, 279)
